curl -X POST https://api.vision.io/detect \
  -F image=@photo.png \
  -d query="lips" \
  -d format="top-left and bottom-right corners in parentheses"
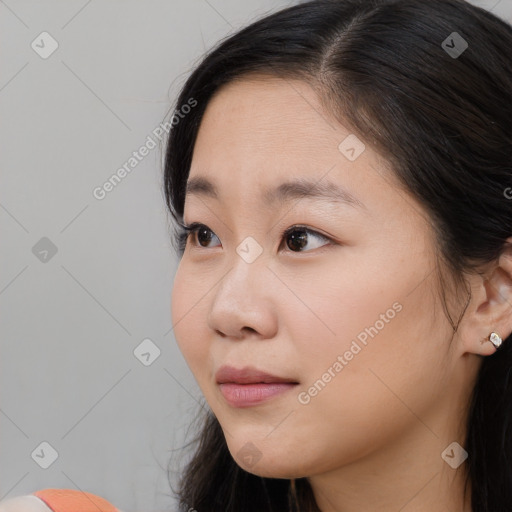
top-left (215, 365), bottom-right (298, 385)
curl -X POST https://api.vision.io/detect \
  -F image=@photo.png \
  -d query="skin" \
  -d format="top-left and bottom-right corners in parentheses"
top-left (172, 76), bottom-right (512, 512)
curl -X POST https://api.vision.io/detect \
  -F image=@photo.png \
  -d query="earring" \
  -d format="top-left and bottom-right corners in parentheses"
top-left (489, 332), bottom-right (503, 349)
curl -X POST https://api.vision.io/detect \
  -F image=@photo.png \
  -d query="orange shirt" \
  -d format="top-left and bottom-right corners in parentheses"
top-left (32, 489), bottom-right (119, 512)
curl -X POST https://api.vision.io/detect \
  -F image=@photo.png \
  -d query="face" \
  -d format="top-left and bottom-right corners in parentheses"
top-left (171, 76), bottom-right (458, 479)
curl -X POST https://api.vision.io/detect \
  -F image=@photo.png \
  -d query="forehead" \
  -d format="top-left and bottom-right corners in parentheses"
top-left (185, 75), bottom-right (416, 228)
top-left (193, 75), bottom-right (345, 159)
top-left (189, 77), bottom-right (380, 200)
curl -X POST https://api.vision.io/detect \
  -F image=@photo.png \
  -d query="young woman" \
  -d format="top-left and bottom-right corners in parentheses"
top-left (2, 0), bottom-right (511, 511)
top-left (165, 0), bottom-right (512, 511)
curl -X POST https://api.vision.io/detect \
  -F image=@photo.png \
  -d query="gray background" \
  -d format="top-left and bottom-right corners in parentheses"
top-left (1, 1), bottom-right (511, 511)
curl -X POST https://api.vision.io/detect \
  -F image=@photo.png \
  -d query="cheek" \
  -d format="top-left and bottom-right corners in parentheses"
top-left (296, 252), bottom-right (444, 398)
top-left (171, 264), bottom-right (210, 379)
top-left (285, 256), bottom-right (404, 363)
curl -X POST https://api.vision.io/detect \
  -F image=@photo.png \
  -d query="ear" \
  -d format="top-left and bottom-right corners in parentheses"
top-left (458, 237), bottom-right (512, 357)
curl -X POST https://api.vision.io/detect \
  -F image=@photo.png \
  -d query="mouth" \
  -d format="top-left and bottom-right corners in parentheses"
top-left (215, 365), bottom-right (299, 408)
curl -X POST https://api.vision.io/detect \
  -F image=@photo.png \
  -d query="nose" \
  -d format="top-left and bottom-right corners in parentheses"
top-left (207, 256), bottom-right (278, 340)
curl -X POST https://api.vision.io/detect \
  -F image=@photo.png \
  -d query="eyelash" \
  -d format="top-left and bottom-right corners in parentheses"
top-left (176, 221), bottom-right (332, 255)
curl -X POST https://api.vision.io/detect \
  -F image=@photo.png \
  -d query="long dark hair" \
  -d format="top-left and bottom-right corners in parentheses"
top-left (162, 1), bottom-right (512, 510)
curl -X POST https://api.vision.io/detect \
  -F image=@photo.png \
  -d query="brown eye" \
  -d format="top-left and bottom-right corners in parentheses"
top-left (180, 223), bottom-right (221, 249)
top-left (197, 226), bottom-right (216, 247)
top-left (286, 228), bottom-right (308, 251)
top-left (283, 226), bottom-right (331, 253)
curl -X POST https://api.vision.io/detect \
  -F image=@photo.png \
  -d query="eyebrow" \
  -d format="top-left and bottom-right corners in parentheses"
top-left (185, 175), bottom-right (366, 210)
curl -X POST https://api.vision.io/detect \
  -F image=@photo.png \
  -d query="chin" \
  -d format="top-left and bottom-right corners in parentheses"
top-left (226, 441), bottom-right (312, 479)
top-left (239, 462), bottom-right (309, 480)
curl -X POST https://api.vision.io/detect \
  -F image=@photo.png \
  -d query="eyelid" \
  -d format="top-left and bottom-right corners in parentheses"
top-left (282, 224), bottom-right (331, 241)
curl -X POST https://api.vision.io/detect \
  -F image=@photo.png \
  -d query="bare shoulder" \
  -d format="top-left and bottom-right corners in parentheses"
top-left (0, 496), bottom-right (53, 512)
